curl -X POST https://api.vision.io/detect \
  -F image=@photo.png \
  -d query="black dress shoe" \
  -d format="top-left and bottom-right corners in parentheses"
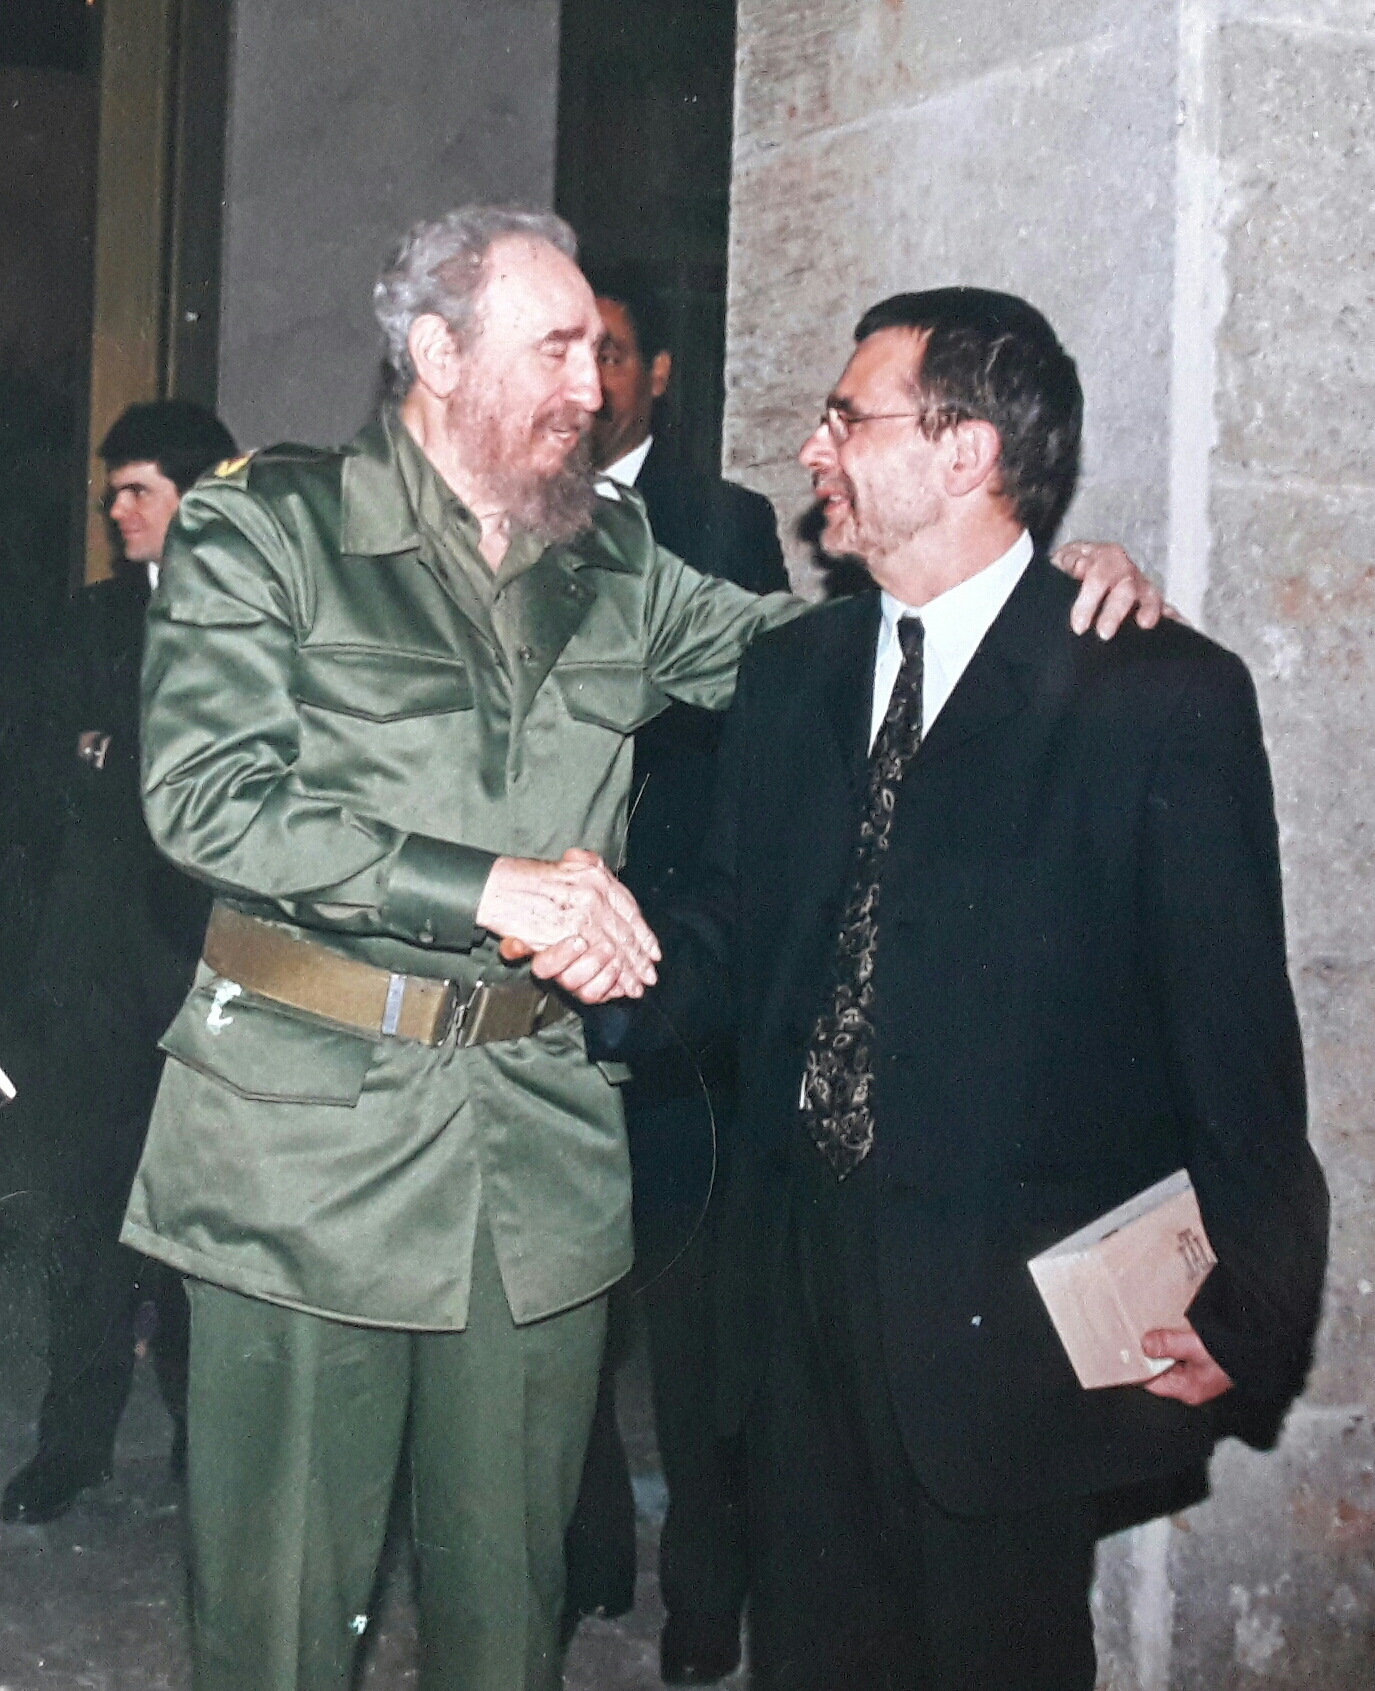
top-left (660, 1611), bottom-right (742, 1684)
top-left (1, 1454), bottom-right (112, 1524)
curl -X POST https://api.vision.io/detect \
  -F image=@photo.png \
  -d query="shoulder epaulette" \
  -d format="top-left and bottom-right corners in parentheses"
top-left (201, 442), bottom-right (340, 492)
top-left (212, 451), bottom-right (255, 481)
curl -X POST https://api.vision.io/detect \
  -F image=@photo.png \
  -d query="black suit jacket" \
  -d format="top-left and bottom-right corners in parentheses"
top-left (621, 439), bottom-right (788, 914)
top-left (599, 442), bottom-right (785, 1236)
top-left (650, 556), bottom-right (1327, 1516)
top-left (45, 577), bottom-right (210, 1023)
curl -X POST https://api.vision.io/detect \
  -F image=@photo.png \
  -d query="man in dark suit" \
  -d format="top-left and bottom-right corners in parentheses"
top-left (625, 289), bottom-right (1327, 1689)
top-left (562, 270), bottom-right (789, 1683)
top-left (3, 400), bottom-right (234, 1524)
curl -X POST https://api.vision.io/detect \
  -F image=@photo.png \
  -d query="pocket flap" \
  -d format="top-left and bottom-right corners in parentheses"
top-left (555, 663), bottom-right (670, 732)
top-left (292, 646), bottom-right (474, 722)
top-left (160, 982), bottom-right (375, 1104)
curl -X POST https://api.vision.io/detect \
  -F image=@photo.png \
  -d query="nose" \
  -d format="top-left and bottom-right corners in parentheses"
top-left (799, 418), bottom-right (833, 473)
top-left (109, 490), bottom-right (136, 523)
top-left (567, 342), bottom-right (603, 415)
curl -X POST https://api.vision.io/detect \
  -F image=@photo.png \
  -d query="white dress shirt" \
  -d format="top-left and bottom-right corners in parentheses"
top-left (869, 530), bottom-right (1034, 750)
top-left (602, 434), bottom-right (654, 489)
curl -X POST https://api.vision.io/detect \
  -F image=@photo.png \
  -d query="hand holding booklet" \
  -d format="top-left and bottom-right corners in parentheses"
top-left (1028, 1169), bottom-right (1216, 1389)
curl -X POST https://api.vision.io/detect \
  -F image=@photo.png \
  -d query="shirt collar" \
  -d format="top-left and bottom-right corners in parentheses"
top-left (602, 434), bottom-right (654, 488)
top-left (880, 529), bottom-right (1033, 675)
top-left (338, 411), bottom-right (425, 556)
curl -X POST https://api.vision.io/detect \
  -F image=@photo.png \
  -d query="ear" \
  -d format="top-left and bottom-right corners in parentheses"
top-left (649, 350), bottom-right (672, 400)
top-left (407, 313), bottom-right (464, 399)
top-left (943, 418), bottom-right (1003, 499)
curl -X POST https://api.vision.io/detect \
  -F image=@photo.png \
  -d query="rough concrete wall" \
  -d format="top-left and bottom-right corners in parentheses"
top-left (727, 2), bottom-right (1374, 1684)
top-left (1176, 7), bottom-right (1375, 1676)
top-left (216, 0), bottom-right (561, 449)
top-left (725, 0), bottom-right (1178, 593)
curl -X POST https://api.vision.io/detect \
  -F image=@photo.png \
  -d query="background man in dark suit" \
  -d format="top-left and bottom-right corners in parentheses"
top-left (563, 269), bottom-right (788, 1683)
top-left (631, 289), bottom-right (1328, 1689)
top-left (2, 401), bottom-right (234, 1524)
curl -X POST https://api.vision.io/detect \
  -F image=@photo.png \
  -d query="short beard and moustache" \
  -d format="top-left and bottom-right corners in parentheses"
top-left (450, 380), bottom-right (598, 546)
top-left (510, 426), bottom-right (597, 546)
top-left (814, 468), bottom-right (938, 575)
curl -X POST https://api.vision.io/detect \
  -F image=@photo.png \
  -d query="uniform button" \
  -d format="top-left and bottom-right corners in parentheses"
top-left (517, 645), bottom-right (535, 663)
top-left (419, 922), bottom-right (435, 946)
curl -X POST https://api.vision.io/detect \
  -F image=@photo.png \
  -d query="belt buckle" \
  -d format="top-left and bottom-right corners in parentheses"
top-left (454, 979), bottom-right (549, 1048)
top-left (437, 981), bottom-right (466, 1046)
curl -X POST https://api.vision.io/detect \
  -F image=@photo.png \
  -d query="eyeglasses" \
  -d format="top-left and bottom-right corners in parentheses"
top-left (819, 404), bottom-right (923, 444)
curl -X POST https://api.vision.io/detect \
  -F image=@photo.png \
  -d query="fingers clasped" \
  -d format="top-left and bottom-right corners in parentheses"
top-left (476, 850), bottom-right (661, 1005)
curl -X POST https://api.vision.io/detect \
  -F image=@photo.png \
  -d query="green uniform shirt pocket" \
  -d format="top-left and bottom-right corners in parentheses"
top-left (291, 645), bottom-right (474, 721)
top-left (160, 981), bottom-right (376, 1105)
top-left (555, 663), bottom-right (670, 732)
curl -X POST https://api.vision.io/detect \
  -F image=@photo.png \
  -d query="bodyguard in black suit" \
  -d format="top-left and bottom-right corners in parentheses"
top-left (3, 402), bottom-right (234, 1524)
top-left (635, 290), bottom-right (1327, 1689)
top-left (562, 273), bottom-right (788, 1683)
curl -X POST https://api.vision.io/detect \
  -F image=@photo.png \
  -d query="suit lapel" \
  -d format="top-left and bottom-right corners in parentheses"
top-left (915, 554), bottom-right (1068, 767)
top-left (634, 438), bottom-right (672, 534)
top-left (822, 592), bottom-right (882, 795)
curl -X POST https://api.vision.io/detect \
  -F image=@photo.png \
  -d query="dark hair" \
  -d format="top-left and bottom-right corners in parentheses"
top-left (98, 399), bottom-right (237, 493)
top-left (585, 262), bottom-right (672, 364)
top-left (853, 288), bottom-right (1082, 544)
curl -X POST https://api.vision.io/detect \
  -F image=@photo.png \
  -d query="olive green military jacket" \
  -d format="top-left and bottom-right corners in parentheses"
top-left (121, 415), bottom-right (798, 1329)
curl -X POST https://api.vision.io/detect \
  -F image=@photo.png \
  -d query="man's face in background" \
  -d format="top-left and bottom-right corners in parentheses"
top-left (104, 460), bottom-right (181, 564)
top-left (592, 297), bottom-right (671, 470)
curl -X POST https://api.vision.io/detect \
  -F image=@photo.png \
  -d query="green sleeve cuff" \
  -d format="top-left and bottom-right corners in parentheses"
top-left (382, 834), bottom-right (499, 951)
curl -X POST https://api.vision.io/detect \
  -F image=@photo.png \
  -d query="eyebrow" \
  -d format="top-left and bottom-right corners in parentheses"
top-left (541, 326), bottom-right (593, 347)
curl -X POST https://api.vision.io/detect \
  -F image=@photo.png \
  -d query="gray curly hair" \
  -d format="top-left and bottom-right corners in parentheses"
top-left (373, 204), bottom-right (579, 397)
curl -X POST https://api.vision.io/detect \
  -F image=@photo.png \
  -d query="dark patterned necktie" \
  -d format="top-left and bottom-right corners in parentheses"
top-left (802, 615), bottom-right (924, 1176)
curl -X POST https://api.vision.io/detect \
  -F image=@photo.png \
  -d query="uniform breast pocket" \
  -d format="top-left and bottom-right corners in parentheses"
top-left (291, 645), bottom-right (474, 722)
top-left (554, 663), bottom-right (670, 733)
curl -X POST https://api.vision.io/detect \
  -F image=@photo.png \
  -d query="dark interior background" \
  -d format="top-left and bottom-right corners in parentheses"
top-left (1, 1), bottom-right (101, 1007)
top-left (556, 0), bottom-right (738, 479)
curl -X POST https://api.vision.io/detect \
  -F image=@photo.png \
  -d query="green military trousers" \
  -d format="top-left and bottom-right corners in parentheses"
top-left (183, 1214), bottom-right (607, 1691)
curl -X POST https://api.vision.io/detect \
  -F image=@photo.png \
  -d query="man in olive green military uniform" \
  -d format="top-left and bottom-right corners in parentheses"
top-left (123, 204), bottom-right (1158, 1691)
top-left (121, 206), bottom-right (801, 1691)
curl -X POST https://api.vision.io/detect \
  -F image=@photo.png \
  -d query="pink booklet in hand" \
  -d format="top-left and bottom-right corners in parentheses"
top-left (1028, 1169), bottom-right (1216, 1389)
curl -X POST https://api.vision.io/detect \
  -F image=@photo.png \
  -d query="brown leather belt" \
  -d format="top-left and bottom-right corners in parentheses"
top-left (202, 905), bottom-right (575, 1048)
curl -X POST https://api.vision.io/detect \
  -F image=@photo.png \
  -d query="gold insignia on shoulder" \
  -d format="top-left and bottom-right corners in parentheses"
top-left (213, 452), bottom-right (254, 478)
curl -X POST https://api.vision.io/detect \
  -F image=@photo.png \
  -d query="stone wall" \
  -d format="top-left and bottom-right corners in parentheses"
top-left (216, 0), bottom-right (562, 449)
top-left (726, 2), bottom-right (1374, 1685)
